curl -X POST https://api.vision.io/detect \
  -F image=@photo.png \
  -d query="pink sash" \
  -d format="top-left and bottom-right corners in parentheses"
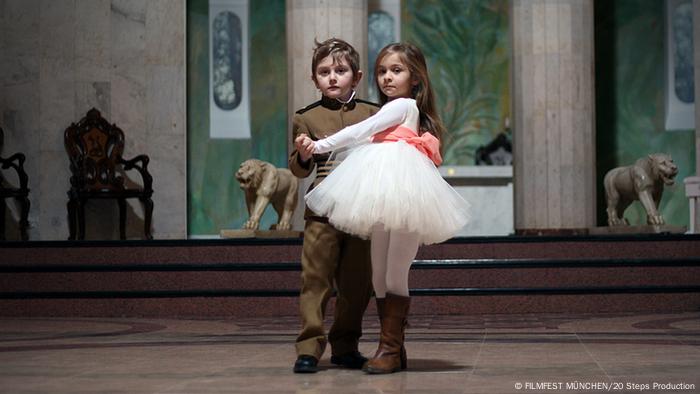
top-left (371, 126), bottom-right (443, 166)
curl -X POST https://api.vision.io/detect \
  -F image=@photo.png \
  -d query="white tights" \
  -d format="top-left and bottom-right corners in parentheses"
top-left (370, 224), bottom-right (420, 297)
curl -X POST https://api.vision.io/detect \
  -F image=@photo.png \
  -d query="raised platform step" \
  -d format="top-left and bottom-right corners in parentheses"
top-left (1, 234), bottom-right (699, 317)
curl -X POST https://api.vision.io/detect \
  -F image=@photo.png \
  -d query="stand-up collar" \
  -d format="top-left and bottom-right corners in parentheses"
top-left (320, 95), bottom-right (356, 111)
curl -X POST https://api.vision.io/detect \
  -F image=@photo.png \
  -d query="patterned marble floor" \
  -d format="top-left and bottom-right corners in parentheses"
top-left (0, 312), bottom-right (698, 394)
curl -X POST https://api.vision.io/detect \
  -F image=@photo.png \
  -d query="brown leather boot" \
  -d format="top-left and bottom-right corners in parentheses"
top-left (364, 293), bottom-right (410, 374)
top-left (375, 297), bottom-right (407, 370)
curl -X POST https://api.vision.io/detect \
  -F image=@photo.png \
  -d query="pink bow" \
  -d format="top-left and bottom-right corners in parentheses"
top-left (372, 126), bottom-right (443, 166)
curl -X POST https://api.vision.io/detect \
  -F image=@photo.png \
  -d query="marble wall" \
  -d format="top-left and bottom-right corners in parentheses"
top-left (0, 0), bottom-right (186, 240)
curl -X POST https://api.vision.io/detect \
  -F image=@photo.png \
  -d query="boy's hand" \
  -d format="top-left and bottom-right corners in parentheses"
top-left (295, 134), bottom-right (315, 162)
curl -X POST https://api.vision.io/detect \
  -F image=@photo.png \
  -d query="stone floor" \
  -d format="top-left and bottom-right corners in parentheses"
top-left (0, 312), bottom-right (698, 394)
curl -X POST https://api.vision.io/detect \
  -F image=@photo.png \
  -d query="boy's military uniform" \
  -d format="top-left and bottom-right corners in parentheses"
top-left (289, 95), bottom-right (380, 360)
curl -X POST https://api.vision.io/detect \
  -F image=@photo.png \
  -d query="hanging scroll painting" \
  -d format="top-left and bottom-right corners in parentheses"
top-left (209, 0), bottom-right (251, 138)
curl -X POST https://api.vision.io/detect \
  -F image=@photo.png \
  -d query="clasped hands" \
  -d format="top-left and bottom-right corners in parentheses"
top-left (294, 134), bottom-right (316, 162)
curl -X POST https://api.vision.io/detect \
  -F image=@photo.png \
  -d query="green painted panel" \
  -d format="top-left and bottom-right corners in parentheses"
top-left (403, 0), bottom-right (511, 165)
top-left (187, 0), bottom-right (287, 236)
top-left (595, 0), bottom-right (694, 227)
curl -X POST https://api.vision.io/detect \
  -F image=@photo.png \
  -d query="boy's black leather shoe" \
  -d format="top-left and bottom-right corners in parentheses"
top-left (293, 355), bottom-right (319, 373)
top-left (330, 351), bottom-right (367, 369)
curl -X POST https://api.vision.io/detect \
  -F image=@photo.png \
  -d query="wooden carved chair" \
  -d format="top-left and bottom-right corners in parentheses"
top-left (64, 108), bottom-right (154, 240)
top-left (0, 127), bottom-right (30, 241)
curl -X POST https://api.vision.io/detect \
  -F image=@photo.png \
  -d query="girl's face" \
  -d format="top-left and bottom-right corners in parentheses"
top-left (313, 55), bottom-right (358, 101)
top-left (376, 53), bottom-right (417, 100)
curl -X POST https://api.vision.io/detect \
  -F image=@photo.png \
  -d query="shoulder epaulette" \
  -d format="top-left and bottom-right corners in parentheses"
top-left (295, 100), bottom-right (322, 115)
top-left (355, 98), bottom-right (381, 108)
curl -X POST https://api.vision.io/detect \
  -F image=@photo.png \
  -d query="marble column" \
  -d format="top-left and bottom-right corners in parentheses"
top-left (694, 0), bottom-right (700, 177)
top-left (286, 0), bottom-right (368, 230)
top-left (510, 0), bottom-right (596, 233)
top-left (687, 0), bottom-right (700, 233)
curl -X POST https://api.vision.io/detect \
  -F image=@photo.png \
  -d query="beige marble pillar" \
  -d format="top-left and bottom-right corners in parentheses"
top-left (286, 0), bottom-right (368, 230)
top-left (687, 0), bottom-right (700, 233)
top-left (695, 0), bottom-right (700, 177)
top-left (511, 0), bottom-right (596, 233)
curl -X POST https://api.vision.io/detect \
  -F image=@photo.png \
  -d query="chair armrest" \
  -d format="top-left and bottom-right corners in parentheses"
top-left (119, 154), bottom-right (153, 192)
top-left (0, 153), bottom-right (29, 189)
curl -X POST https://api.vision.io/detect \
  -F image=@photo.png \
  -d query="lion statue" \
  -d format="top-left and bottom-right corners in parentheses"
top-left (603, 153), bottom-right (679, 226)
top-left (235, 159), bottom-right (298, 231)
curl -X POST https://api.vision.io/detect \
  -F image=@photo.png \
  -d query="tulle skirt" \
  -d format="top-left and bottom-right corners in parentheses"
top-left (305, 141), bottom-right (470, 245)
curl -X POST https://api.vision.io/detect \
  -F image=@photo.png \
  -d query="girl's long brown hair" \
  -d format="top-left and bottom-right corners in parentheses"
top-left (374, 43), bottom-right (445, 141)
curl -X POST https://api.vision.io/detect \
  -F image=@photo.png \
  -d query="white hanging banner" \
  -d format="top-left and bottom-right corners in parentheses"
top-left (209, 0), bottom-right (251, 139)
top-left (665, 0), bottom-right (695, 131)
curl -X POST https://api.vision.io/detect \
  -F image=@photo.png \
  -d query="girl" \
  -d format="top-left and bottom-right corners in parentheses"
top-left (297, 43), bottom-right (470, 374)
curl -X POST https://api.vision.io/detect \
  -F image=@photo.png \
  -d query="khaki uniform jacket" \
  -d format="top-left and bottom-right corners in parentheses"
top-left (290, 95), bottom-right (379, 358)
top-left (288, 95), bottom-right (380, 220)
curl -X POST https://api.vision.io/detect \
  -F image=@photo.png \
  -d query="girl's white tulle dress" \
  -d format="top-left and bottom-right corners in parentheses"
top-left (305, 98), bottom-right (470, 245)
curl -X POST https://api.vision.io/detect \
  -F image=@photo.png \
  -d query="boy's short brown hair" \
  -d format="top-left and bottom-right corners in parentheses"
top-left (311, 38), bottom-right (360, 79)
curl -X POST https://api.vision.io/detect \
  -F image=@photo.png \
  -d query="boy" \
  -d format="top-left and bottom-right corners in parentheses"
top-left (289, 38), bottom-right (379, 373)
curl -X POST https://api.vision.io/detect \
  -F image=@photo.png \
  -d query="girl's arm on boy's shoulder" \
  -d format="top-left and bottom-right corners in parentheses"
top-left (313, 98), bottom-right (413, 153)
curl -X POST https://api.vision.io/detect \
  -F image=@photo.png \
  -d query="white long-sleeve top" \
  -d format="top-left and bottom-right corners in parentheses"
top-left (313, 97), bottom-right (420, 154)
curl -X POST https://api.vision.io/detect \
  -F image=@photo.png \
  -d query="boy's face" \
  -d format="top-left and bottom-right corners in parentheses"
top-left (313, 55), bottom-right (361, 101)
